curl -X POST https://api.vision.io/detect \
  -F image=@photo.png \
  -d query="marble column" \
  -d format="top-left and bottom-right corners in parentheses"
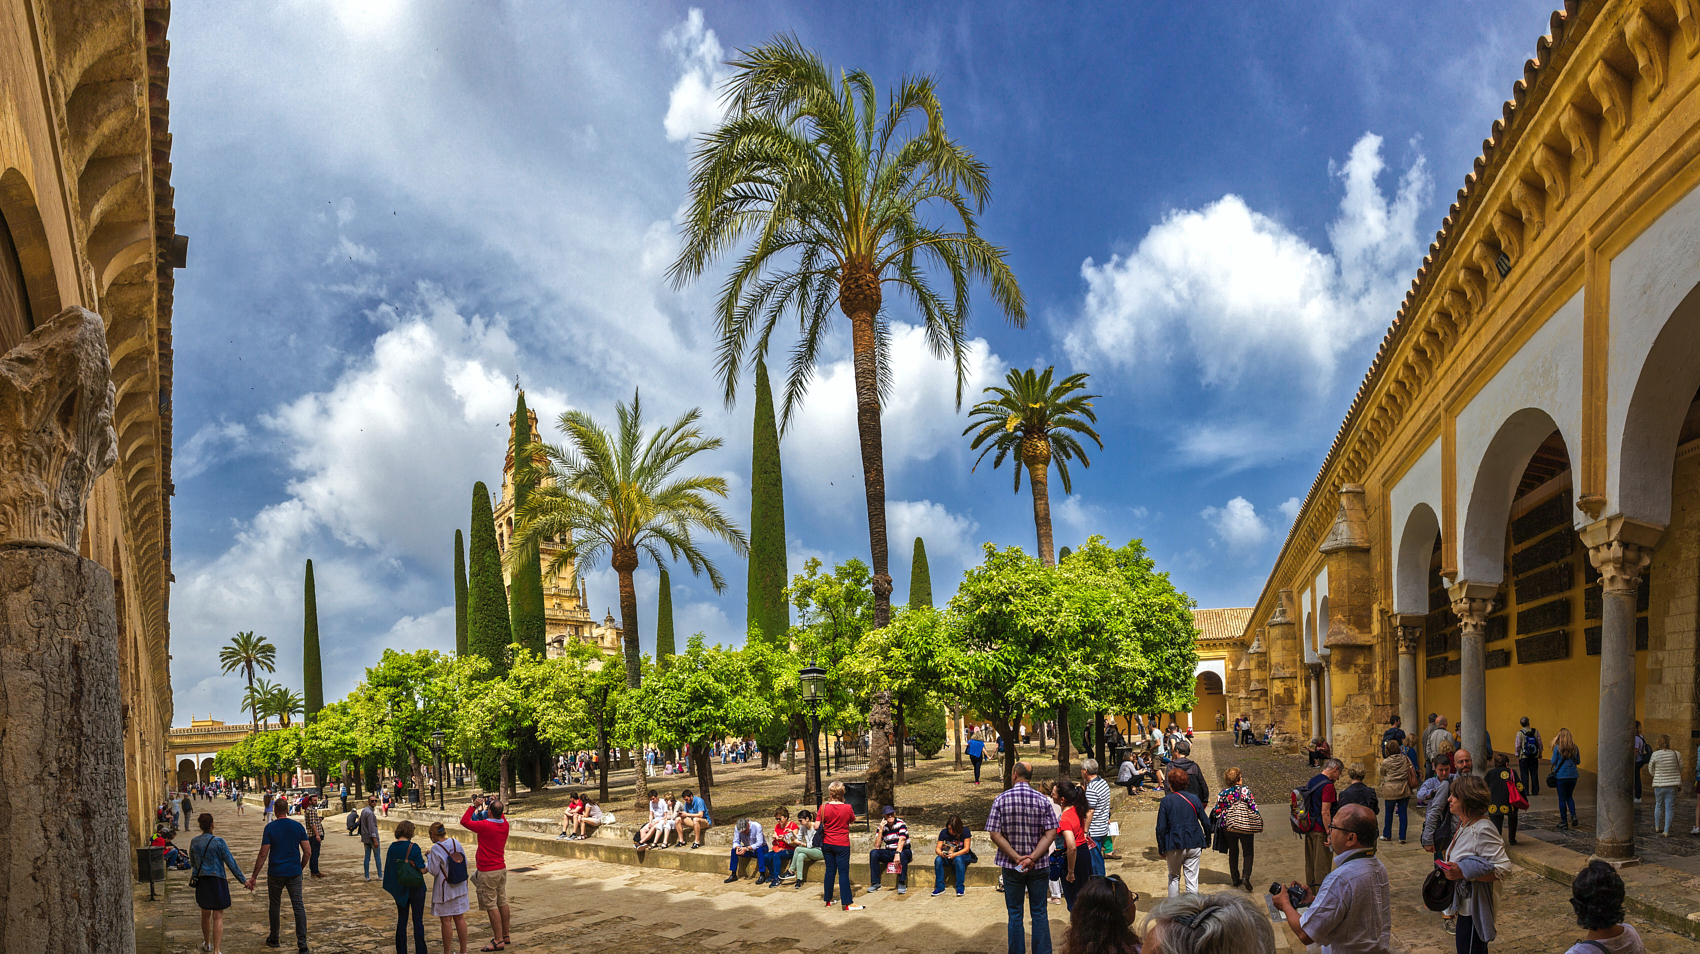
top-left (1582, 518), bottom-right (1662, 865)
top-left (1395, 616), bottom-right (1423, 742)
top-left (0, 308), bottom-right (131, 954)
top-left (1449, 585), bottom-right (1494, 773)
top-left (1307, 661), bottom-right (1325, 743)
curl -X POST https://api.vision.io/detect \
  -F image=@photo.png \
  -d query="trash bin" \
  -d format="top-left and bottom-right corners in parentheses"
top-left (842, 780), bottom-right (869, 819)
top-left (137, 846), bottom-right (165, 902)
top-left (406, 787), bottom-right (421, 806)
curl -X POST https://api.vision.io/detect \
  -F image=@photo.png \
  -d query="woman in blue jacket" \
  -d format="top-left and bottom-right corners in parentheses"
top-left (1551, 728), bottom-right (1583, 830)
top-left (189, 813), bottom-right (245, 954)
top-left (1154, 766), bottom-right (1210, 897)
top-left (383, 820), bottom-right (429, 954)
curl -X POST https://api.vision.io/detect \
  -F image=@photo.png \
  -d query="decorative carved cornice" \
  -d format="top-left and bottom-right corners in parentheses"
top-left (0, 308), bottom-right (116, 551)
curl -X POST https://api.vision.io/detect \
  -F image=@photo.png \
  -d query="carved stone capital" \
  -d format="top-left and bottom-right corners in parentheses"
top-left (0, 307), bottom-right (117, 552)
top-left (1396, 625), bottom-right (1423, 656)
top-left (1305, 661), bottom-right (1325, 680)
top-left (1580, 517), bottom-right (1664, 595)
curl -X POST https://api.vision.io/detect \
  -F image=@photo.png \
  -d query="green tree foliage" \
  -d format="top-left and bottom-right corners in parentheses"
top-left (303, 560), bottom-right (323, 723)
top-left (219, 631), bottom-right (276, 731)
top-left (910, 696), bottom-right (947, 758)
top-left (467, 481), bottom-right (513, 673)
top-left (964, 367), bottom-right (1102, 567)
top-left (454, 529), bottom-right (469, 656)
top-left (909, 537), bottom-right (932, 608)
top-left (507, 392), bottom-right (548, 655)
top-left (656, 569), bottom-right (676, 669)
top-left (624, 634), bottom-right (773, 814)
top-left (746, 358), bottom-right (789, 645)
top-left (1059, 546), bottom-right (1072, 562)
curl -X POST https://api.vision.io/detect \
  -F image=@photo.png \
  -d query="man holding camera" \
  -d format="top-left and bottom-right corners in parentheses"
top-left (1271, 804), bottom-right (1391, 954)
top-left (462, 795), bottom-right (512, 951)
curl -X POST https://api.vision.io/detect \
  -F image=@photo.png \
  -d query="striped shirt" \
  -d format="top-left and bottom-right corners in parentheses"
top-left (1085, 776), bottom-right (1113, 839)
top-left (881, 817), bottom-right (909, 849)
top-left (986, 781), bottom-right (1060, 870)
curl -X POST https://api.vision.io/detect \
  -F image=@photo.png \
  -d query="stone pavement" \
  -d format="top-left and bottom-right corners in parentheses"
top-left (148, 750), bottom-right (1700, 954)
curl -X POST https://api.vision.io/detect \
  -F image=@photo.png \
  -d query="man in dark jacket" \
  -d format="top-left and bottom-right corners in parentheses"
top-left (1167, 739), bottom-right (1209, 802)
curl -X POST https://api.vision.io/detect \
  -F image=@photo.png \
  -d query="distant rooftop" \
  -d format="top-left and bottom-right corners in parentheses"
top-left (1191, 607), bottom-right (1253, 642)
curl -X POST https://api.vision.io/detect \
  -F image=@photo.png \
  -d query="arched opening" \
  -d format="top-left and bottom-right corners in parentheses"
top-left (0, 170), bottom-right (59, 353)
top-left (175, 758), bottom-right (198, 790)
top-left (1192, 670), bottom-right (1226, 732)
top-left (1394, 504), bottom-right (1441, 616)
top-left (1615, 278), bottom-right (1700, 526)
top-left (1459, 408), bottom-right (1569, 585)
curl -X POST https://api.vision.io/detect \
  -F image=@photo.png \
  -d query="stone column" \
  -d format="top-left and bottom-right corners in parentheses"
top-left (0, 308), bottom-right (131, 954)
top-left (1448, 585), bottom-right (1494, 773)
top-left (1306, 661), bottom-right (1325, 743)
top-left (1582, 517), bottom-right (1663, 865)
top-left (1267, 593), bottom-right (1301, 737)
top-left (1395, 616), bottom-right (1423, 743)
top-left (1321, 484), bottom-right (1376, 766)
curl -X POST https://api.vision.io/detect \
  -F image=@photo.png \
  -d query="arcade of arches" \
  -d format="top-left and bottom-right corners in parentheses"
top-left (1228, 0), bottom-right (1700, 867)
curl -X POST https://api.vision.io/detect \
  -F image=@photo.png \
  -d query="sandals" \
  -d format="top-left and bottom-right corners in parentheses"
top-left (480, 945), bottom-right (504, 952)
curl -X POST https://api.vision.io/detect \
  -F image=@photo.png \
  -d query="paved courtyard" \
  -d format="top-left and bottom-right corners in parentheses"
top-left (142, 736), bottom-right (1700, 954)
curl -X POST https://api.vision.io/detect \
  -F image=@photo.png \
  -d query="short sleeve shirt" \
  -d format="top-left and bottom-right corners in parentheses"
top-left (261, 818), bottom-right (310, 877)
top-left (1085, 776), bottom-right (1113, 838)
top-left (937, 828), bottom-right (967, 853)
top-left (1299, 849), bottom-right (1393, 954)
top-left (986, 781), bottom-right (1060, 870)
top-left (881, 818), bottom-right (909, 849)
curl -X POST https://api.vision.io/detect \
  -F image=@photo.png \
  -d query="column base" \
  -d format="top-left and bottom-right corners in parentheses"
top-left (1589, 846), bottom-right (1641, 869)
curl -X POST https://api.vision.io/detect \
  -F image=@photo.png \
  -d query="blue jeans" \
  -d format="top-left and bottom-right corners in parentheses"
top-left (1653, 786), bottom-right (1679, 834)
top-left (759, 848), bottom-right (792, 881)
top-left (1087, 844), bottom-right (1105, 878)
top-left (822, 844), bottom-right (853, 906)
top-left (1003, 865), bottom-right (1052, 954)
top-left (933, 853), bottom-right (967, 893)
top-left (1556, 777), bottom-right (1578, 823)
top-left (869, 846), bottom-right (912, 887)
top-left (730, 844), bottom-right (767, 876)
top-left (1383, 798), bottom-right (1408, 841)
top-left (308, 838), bottom-right (322, 875)
top-left (394, 885), bottom-right (426, 954)
top-left (364, 840), bottom-right (383, 878)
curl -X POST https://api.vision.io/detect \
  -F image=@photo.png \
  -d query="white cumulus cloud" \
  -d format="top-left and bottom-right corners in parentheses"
top-left (1278, 496), bottom-right (1302, 524)
top-left (1201, 496), bottom-right (1270, 552)
top-left (663, 9), bottom-right (729, 143)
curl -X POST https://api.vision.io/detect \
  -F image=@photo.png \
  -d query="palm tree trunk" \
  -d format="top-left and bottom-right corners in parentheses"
top-left (1027, 459), bottom-right (1055, 567)
top-left (245, 664), bottom-right (259, 732)
top-left (612, 554), bottom-right (652, 810)
top-left (847, 305), bottom-right (896, 814)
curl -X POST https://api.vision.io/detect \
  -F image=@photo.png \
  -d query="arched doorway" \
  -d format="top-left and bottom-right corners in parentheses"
top-left (1191, 671), bottom-right (1226, 732)
top-left (175, 758), bottom-right (198, 790)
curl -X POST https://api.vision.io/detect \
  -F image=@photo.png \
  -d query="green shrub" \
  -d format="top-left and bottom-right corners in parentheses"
top-left (911, 698), bottom-right (947, 759)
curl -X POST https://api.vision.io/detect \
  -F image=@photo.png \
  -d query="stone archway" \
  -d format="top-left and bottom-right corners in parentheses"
top-left (1192, 671), bottom-right (1226, 733)
top-left (1459, 407), bottom-right (1569, 587)
top-left (1613, 280), bottom-right (1700, 529)
top-left (1394, 503), bottom-right (1441, 616)
top-left (175, 758), bottom-right (198, 790)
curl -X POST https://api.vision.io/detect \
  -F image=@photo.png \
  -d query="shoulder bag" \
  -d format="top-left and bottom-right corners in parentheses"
top-left (1421, 864), bottom-right (1453, 912)
top-left (397, 847), bottom-right (426, 889)
top-left (1226, 797), bottom-right (1264, 834)
top-left (445, 839), bottom-right (468, 885)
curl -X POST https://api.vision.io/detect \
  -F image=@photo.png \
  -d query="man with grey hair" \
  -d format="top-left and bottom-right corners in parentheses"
top-left (1168, 739), bottom-right (1209, 802)
top-left (1424, 716), bottom-right (1453, 779)
top-left (1080, 758), bottom-right (1115, 872)
top-left (1273, 804), bottom-right (1390, 954)
top-left (1300, 758), bottom-right (1343, 890)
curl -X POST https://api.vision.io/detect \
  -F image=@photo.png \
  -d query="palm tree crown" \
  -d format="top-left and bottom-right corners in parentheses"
top-left (509, 390), bottom-right (747, 691)
top-left (964, 367), bottom-right (1102, 566)
top-left (669, 36), bottom-right (1025, 630)
top-left (220, 630), bottom-right (277, 730)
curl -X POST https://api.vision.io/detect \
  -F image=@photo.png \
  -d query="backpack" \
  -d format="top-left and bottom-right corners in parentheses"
top-left (1522, 732), bottom-right (1540, 759)
top-left (1289, 777), bottom-right (1329, 834)
top-left (445, 839), bottom-right (468, 885)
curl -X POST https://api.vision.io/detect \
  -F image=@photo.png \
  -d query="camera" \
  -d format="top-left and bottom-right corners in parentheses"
top-left (1270, 882), bottom-right (1309, 908)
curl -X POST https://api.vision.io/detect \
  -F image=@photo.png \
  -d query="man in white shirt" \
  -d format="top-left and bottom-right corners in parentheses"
top-left (724, 817), bottom-right (766, 884)
top-left (1272, 805), bottom-right (1391, 954)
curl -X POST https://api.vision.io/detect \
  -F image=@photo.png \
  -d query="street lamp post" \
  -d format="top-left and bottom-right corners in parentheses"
top-left (798, 663), bottom-right (827, 810)
top-left (429, 730), bottom-right (446, 811)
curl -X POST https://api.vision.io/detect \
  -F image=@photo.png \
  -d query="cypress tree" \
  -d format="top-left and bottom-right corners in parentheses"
top-left (746, 358), bottom-right (789, 643)
top-left (453, 529), bottom-right (469, 656)
top-left (303, 560), bottom-right (323, 722)
top-left (467, 481), bottom-right (513, 672)
top-left (507, 393), bottom-right (547, 655)
top-left (909, 536), bottom-right (932, 608)
top-left (1059, 545), bottom-right (1073, 562)
top-left (656, 568), bottom-right (676, 669)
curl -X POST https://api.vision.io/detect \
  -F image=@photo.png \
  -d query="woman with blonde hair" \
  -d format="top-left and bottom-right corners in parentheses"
top-left (818, 781), bottom-right (860, 910)
top-left (1551, 728), bottom-right (1582, 830)
top-left (1377, 738), bottom-right (1415, 844)
top-left (1648, 735), bottom-right (1684, 837)
top-left (425, 821), bottom-right (470, 954)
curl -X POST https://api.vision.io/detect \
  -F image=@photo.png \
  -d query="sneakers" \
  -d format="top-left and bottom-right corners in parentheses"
top-left (931, 888), bottom-right (946, 897)
top-left (265, 939), bottom-right (282, 949)
top-left (897, 885), bottom-right (907, 894)
top-left (1691, 827), bottom-right (1700, 835)
top-left (867, 884), bottom-right (881, 892)
top-left (955, 890), bottom-right (965, 897)
top-left (845, 905), bottom-right (865, 911)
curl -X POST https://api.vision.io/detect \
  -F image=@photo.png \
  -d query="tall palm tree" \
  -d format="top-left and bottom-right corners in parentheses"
top-left (511, 392), bottom-right (747, 688)
top-left (267, 686), bottom-right (305, 728)
top-left (964, 367), bottom-right (1102, 567)
top-left (510, 392), bottom-right (746, 808)
top-left (243, 678), bottom-right (281, 727)
top-left (670, 37), bottom-right (1026, 634)
top-left (220, 630), bottom-right (277, 731)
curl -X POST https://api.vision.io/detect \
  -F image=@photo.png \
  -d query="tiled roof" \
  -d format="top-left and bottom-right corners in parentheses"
top-left (1192, 608), bottom-right (1253, 642)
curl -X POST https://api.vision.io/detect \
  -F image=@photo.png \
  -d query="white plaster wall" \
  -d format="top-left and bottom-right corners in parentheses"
top-left (1194, 657), bottom-right (1226, 682)
top-left (1607, 180), bottom-right (1700, 526)
top-left (1454, 291), bottom-right (1585, 584)
top-left (1389, 439), bottom-right (1443, 614)
top-left (1314, 569), bottom-right (1330, 658)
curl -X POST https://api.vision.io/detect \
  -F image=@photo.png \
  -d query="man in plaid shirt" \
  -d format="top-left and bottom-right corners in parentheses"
top-left (986, 761), bottom-right (1059, 954)
top-left (302, 794), bottom-right (326, 878)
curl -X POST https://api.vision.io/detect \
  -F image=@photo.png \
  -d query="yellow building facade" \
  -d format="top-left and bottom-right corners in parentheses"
top-left (492, 403), bottom-right (622, 657)
top-left (1232, 0), bottom-right (1700, 865)
top-left (0, 0), bottom-right (179, 849)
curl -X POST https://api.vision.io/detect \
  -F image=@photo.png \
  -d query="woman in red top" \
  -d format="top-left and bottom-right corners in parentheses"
top-left (817, 782), bottom-right (861, 911)
top-left (1052, 779), bottom-right (1092, 912)
top-left (759, 807), bottom-right (798, 886)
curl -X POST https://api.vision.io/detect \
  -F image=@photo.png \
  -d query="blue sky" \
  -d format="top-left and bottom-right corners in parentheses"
top-left (167, 1), bottom-right (1559, 723)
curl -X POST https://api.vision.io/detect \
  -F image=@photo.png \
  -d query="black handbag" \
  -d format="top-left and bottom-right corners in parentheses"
top-left (1421, 864), bottom-right (1453, 912)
